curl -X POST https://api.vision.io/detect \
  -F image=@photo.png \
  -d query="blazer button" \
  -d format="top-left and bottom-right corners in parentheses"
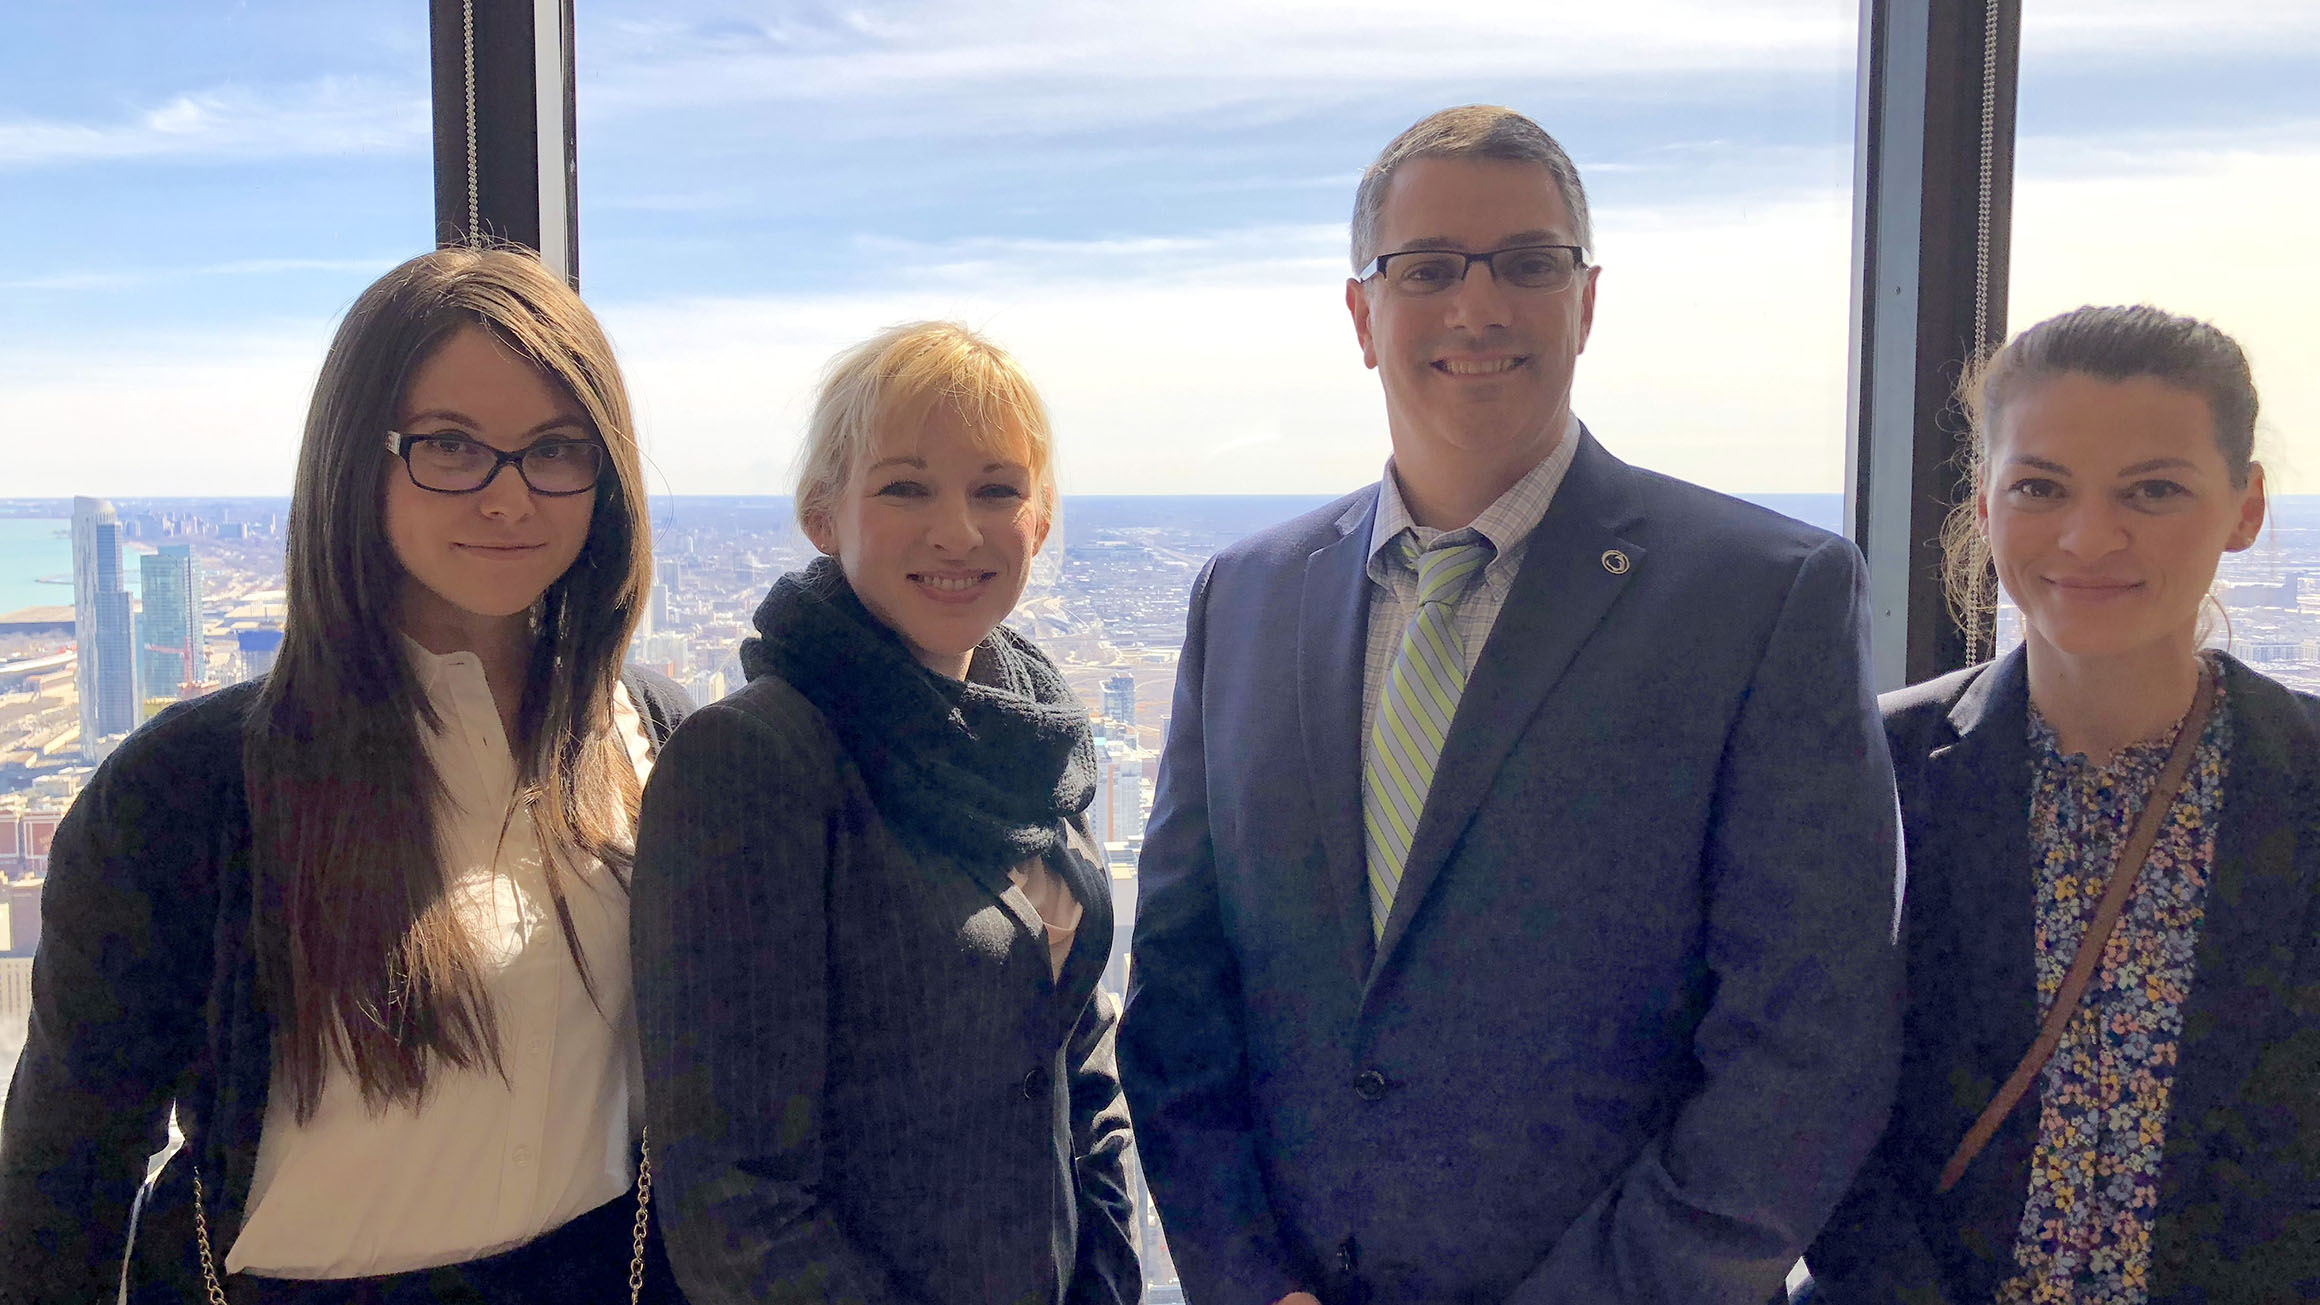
top-left (1022, 1068), bottom-right (1049, 1099)
top-left (1352, 1069), bottom-right (1388, 1102)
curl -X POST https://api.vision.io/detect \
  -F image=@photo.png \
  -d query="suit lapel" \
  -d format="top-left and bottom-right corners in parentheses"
top-left (1921, 651), bottom-right (2041, 1132)
top-left (1368, 436), bottom-right (1640, 983)
top-left (2161, 659), bottom-right (2320, 1206)
top-left (1300, 492), bottom-right (1384, 989)
top-left (1050, 818), bottom-right (1118, 1020)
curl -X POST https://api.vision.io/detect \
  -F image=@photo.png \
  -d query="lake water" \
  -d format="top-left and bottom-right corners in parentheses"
top-left (0, 520), bottom-right (71, 617)
top-left (0, 518), bottom-right (141, 618)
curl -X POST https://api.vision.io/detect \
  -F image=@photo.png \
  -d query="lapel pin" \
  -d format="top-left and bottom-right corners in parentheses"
top-left (1600, 549), bottom-right (1631, 575)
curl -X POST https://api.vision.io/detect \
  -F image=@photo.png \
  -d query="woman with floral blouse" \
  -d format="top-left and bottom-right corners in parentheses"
top-left (1806, 305), bottom-right (2320, 1304)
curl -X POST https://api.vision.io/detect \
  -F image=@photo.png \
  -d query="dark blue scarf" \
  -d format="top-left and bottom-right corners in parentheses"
top-left (738, 556), bottom-right (1096, 871)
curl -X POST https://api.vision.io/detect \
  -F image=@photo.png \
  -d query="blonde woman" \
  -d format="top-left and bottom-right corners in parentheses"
top-left (633, 322), bottom-right (1137, 1305)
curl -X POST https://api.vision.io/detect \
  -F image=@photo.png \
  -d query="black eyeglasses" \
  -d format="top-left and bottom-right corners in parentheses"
top-left (1357, 244), bottom-right (1587, 296)
top-left (386, 432), bottom-right (606, 496)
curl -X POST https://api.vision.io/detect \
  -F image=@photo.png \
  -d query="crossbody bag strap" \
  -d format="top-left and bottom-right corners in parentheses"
top-left (1935, 664), bottom-right (2217, 1195)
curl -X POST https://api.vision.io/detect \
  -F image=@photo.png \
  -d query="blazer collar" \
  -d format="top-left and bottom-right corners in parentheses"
top-left (1300, 488), bottom-right (1385, 989)
top-left (1048, 818), bottom-right (1118, 1019)
top-left (1365, 428), bottom-right (1644, 991)
top-left (1911, 647), bottom-right (2043, 1219)
top-left (943, 814), bottom-right (1114, 1005)
top-left (1946, 643), bottom-right (2029, 743)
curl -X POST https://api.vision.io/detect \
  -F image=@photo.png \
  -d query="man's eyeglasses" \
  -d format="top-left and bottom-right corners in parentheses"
top-left (1357, 244), bottom-right (1587, 296)
top-left (385, 432), bottom-right (606, 496)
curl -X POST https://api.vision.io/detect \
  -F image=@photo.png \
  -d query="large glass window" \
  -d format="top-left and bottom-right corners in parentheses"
top-left (2001, 3), bottom-right (2320, 679)
top-left (0, 0), bottom-right (432, 1091)
top-left (575, 1), bottom-right (1862, 700)
top-left (578, 2), bottom-right (1859, 502)
top-left (577, 4), bottom-right (1860, 1290)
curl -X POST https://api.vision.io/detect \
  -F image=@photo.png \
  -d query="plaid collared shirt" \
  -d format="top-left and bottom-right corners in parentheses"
top-left (1358, 420), bottom-right (1581, 849)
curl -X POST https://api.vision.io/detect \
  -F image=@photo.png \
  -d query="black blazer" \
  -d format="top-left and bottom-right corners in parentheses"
top-left (0, 670), bottom-right (693, 1305)
top-left (630, 672), bottom-right (1139, 1305)
top-left (1807, 649), bottom-right (2320, 1303)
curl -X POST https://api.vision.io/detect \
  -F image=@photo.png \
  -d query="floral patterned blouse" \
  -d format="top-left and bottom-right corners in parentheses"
top-left (1999, 659), bottom-right (2230, 1305)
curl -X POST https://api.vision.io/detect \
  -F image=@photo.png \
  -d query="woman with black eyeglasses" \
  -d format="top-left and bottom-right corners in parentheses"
top-left (0, 247), bottom-right (691, 1304)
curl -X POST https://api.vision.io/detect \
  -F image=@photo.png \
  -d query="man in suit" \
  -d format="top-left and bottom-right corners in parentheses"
top-left (1118, 105), bottom-right (1905, 1305)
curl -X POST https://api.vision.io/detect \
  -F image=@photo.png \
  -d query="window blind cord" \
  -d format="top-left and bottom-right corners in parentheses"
top-left (1966, 0), bottom-right (2002, 664)
top-left (463, 0), bottom-right (480, 242)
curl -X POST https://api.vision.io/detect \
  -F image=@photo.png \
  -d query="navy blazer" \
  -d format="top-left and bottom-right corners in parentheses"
top-left (1120, 432), bottom-right (1904, 1305)
top-left (1806, 649), bottom-right (2320, 1303)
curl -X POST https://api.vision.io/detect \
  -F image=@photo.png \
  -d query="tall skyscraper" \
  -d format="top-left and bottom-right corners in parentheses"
top-left (1101, 673), bottom-right (1137, 727)
top-left (71, 497), bottom-right (137, 757)
top-left (1092, 739), bottom-right (1146, 846)
top-left (139, 544), bottom-right (205, 703)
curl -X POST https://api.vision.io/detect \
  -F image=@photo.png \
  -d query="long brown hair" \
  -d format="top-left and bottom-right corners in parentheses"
top-left (246, 247), bottom-right (652, 1119)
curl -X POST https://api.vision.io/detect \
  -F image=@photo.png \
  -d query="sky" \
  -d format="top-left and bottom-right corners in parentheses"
top-left (1, 0), bottom-right (2315, 499)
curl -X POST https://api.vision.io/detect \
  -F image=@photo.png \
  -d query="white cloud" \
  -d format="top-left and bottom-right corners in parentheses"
top-left (0, 326), bottom-right (327, 496)
top-left (580, 0), bottom-right (1861, 134)
top-left (0, 257), bottom-right (398, 293)
top-left (517, 197), bottom-right (1867, 500)
top-left (9, 144), bottom-right (2315, 501)
top-left (2025, 0), bottom-right (2320, 55)
top-left (2009, 146), bottom-right (2320, 490)
top-left (0, 76), bottom-right (424, 169)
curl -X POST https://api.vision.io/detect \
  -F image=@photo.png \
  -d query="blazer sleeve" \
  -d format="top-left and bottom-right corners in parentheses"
top-left (1119, 560), bottom-right (1309, 1305)
top-left (1801, 1139), bottom-right (1958, 1305)
top-left (1065, 988), bottom-right (1140, 1305)
top-left (630, 699), bottom-right (916, 1305)
top-left (0, 726), bottom-right (218, 1305)
top-left (1510, 534), bottom-right (1906, 1305)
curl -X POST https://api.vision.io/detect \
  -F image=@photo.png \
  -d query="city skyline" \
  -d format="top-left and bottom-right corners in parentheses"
top-left (10, 483), bottom-right (2320, 1294)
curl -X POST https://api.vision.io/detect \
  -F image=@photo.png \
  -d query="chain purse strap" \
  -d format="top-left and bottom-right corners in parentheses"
top-left (1934, 666), bottom-right (2217, 1195)
top-left (192, 1128), bottom-right (652, 1304)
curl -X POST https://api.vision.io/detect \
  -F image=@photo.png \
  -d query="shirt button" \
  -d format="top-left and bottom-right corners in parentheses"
top-left (525, 1034), bottom-right (548, 1058)
top-left (510, 1145), bottom-right (534, 1168)
top-left (1021, 1068), bottom-right (1049, 1100)
top-left (1353, 1069), bottom-right (1388, 1102)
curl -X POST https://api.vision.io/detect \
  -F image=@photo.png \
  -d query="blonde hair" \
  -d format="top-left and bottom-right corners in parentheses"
top-left (795, 321), bottom-right (1056, 535)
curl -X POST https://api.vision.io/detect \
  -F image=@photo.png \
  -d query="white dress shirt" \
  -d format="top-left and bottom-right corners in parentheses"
top-left (227, 644), bottom-right (654, 1278)
top-left (1357, 417), bottom-right (1582, 767)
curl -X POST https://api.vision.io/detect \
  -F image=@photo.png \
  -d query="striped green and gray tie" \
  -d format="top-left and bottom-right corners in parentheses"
top-left (1364, 533), bottom-right (1495, 939)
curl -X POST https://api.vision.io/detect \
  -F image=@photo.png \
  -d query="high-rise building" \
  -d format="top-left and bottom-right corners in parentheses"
top-left (236, 628), bottom-right (284, 683)
top-left (139, 544), bottom-right (205, 702)
top-left (1101, 673), bottom-right (1137, 727)
top-left (1091, 740), bottom-right (1147, 846)
top-left (71, 497), bottom-right (137, 757)
top-left (634, 631), bottom-right (690, 679)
